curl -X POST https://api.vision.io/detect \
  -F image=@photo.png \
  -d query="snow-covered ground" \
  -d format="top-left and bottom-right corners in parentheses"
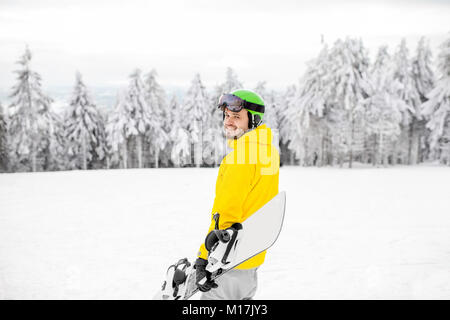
top-left (0, 166), bottom-right (449, 299)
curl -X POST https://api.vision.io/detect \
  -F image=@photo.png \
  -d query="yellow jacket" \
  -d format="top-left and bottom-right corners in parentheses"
top-left (197, 124), bottom-right (280, 269)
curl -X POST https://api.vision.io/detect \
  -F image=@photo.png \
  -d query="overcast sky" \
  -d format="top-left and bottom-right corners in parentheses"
top-left (1, 0), bottom-right (449, 91)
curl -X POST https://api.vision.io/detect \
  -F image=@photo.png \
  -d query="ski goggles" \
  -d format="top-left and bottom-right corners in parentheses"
top-left (217, 94), bottom-right (265, 114)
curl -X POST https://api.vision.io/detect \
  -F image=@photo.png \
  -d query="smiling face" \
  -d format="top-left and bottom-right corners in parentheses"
top-left (223, 107), bottom-right (249, 139)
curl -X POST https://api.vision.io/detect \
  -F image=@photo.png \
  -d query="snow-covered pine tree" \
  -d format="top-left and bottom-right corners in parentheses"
top-left (413, 37), bottom-right (436, 104)
top-left (8, 46), bottom-right (55, 172)
top-left (144, 69), bottom-right (167, 120)
top-left (144, 69), bottom-right (169, 168)
top-left (106, 90), bottom-right (130, 169)
top-left (40, 103), bottom-right (67, 171)
top-left (391, 38), bottom-right (421, 164)
top-left (125, 69), bottom-right (159, 168)
top-left (366, 46), bottom-right (402, 166)
top-left (278, 84), bottom-right (297, 166)
top-left (104, 112), bottom-right (114, 169)
top-left (422, 34), bottom-right (450, 165)
top-left (0, 102), bottom-right (9, 172)
top-left (412, 37), bottom-right (436, 162)
top-left (181, 73), bottom-right (210, 167)
top-left (286, 44), bottom-right (331, 166)
top-left (64, 72), bottom-right (107, 170)
top-left (325, 38), bottom-right (371, 168)
top-left (169, 94), bottom-right (191, 167)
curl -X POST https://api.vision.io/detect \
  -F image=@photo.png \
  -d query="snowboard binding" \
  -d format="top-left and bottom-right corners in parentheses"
top-left (160, 258), bottom-right (193, 300)
top-left (204, 213), bottom-right (243, 273)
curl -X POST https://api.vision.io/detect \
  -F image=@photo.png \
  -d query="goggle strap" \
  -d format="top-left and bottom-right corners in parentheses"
top-left (243, 100), bottom-right (265, 113)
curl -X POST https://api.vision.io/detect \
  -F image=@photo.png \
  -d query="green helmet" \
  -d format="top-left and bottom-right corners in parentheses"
top-left (218, 89), bottom-right (265, 129)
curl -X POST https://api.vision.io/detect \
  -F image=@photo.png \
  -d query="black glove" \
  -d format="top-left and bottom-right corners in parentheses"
top-left (194, 258), bottom-right (218, 292)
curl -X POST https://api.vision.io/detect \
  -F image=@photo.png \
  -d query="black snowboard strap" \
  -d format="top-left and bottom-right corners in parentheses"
top-left (221, 223), bottom-right (243, 264)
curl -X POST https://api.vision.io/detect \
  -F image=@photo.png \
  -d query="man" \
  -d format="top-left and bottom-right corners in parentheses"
top-left (194, 89), bottom-right (280, 300)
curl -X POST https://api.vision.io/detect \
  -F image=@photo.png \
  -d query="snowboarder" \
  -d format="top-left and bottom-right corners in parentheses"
top-left (194, 89), bottom-right (280, 300)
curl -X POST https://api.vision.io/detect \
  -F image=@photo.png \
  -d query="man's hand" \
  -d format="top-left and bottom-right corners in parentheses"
top-left (194, 258), bottom-right (218, 292)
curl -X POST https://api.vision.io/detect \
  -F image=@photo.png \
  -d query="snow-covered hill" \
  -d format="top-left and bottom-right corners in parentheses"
top-left (0, 166), bottom-right (449, 299)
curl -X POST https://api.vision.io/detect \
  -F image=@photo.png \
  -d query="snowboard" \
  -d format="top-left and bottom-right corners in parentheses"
top-left (153, 191), bottom-right (286, 300)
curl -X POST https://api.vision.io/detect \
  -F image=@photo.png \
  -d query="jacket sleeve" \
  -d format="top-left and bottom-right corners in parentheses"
top-left (197, 163), bottom-right (255, 260)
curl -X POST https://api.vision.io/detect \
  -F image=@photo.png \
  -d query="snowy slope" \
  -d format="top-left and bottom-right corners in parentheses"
top-left (0, 166), bottom-right (449, 299)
